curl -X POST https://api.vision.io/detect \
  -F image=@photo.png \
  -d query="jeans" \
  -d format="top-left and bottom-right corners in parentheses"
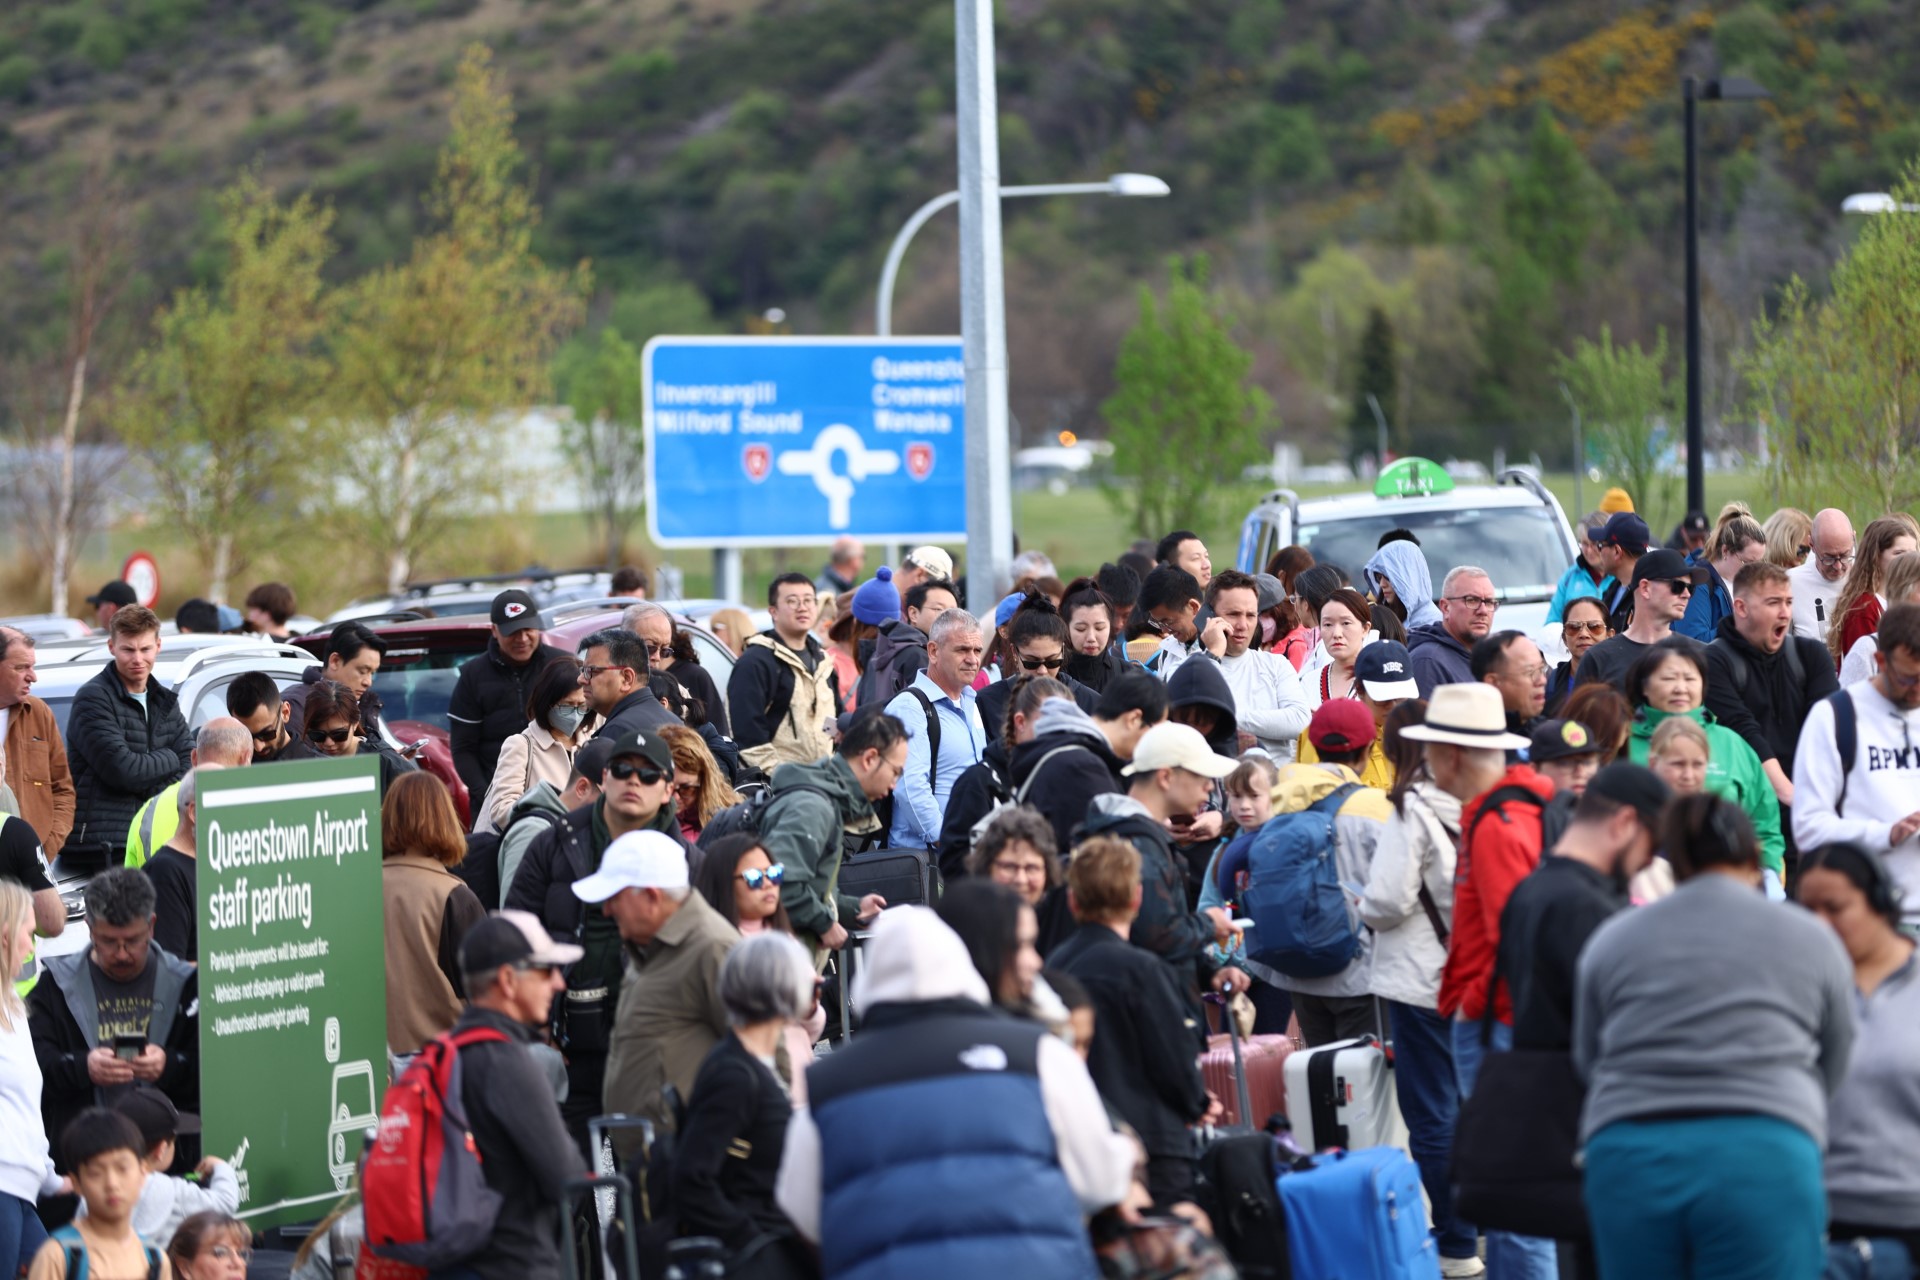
top-left (1583, 1115), bottom-right (1825, 1280)
top-left (1823, 1238), bottom-right (1915, 1280)
top-left (1451, 1018), bottom-right (1559, 1280)
top-left (1388, 1002), bottom-right (1476, 1261)
top-left (0, 1193), bottom-right (49, 1280)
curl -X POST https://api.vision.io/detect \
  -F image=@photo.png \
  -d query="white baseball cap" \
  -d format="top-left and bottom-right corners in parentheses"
top-left (1121, 721), bottom-right (1238, 779)
top-left (570, 830), bottom-right (690, 903)
top-left (904, 546), bottom-right (954, 581)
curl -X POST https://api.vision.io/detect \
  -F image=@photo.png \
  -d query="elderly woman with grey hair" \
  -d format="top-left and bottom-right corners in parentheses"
top-left (620, 601), bottom-right (731, 738)
top-left (668, 930), bottom-right (816, 1267)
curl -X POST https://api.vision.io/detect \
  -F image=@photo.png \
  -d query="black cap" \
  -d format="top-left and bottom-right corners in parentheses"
top-left (1599, 513), bottom-right (1652, 554)
top-left (86, 581), bottom-right (138, 608)
top-left (603, 729), bottom-right (673, 773)
top-left (1681, 510), bottom-right (1710, 534)
top-left (1585, 762), bottom-right (1671, 829)
top-left (490, 589), bottom-right (545, 635)
top-left (1529, 718), bottom-right (1603, 763)
top-left (112, 1090), bottom-right (200, 1146)
top-left (572, 736), bottom-right (615, 785)
top-left (1629, 548), bottom-right (1710, 589)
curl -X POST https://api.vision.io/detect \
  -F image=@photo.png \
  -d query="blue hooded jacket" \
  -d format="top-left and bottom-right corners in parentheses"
top-left (1364, 541), bottom-right (1442, 631)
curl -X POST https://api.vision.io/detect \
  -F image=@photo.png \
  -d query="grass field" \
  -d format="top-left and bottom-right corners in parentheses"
top-left (5, 469), bottom-right (1776, 618)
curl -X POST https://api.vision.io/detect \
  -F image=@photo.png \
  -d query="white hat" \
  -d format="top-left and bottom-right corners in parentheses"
top-left (1121, 721), bottom-right (1238, 779)
top-left (570, 830), bottom-right (690, 903)
top-left (903, 546), bottom-right (954, 581)
top-left (1397, 683), bottom-right (1531, 751)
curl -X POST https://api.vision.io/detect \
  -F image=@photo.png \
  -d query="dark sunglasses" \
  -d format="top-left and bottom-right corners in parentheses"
top-left (738, 863), bottom-right (786, 890)
top-left (608, 759), bottom-right (670, 785)
top-left (308, 726), bottom-right (355, 744)
top-left (1662, 579), bottom-right (1695, 596)
top-left (1018, 653), bottom-right (1066, 671)
top-left (248, 722), bottom-right (283, 743)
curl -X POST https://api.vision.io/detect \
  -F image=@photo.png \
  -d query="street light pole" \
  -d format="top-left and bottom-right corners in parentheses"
top-left (1682, 74), bottom-right (1767, 518)
top-left (876, 175), bottom-right (1169, 338)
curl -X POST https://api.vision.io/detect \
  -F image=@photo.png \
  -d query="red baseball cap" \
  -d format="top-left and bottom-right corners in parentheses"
top-left (1308, 699), bottom-right (1376, 753)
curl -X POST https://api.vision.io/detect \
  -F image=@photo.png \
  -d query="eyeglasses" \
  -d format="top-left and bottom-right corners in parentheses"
top-left (643, 642), bottom-right (674, 660)
top-left (1662, 579), bottom-right (1695, 596)
top-left (580, 663), bottom-right (632, 681)
top-left (1142, 613), bottom-right (1173, 635)
top-left (1563, 620), bottom-right (1608, 635)
top-left (1817, 551), bottom-right (1856, 571)
top-left (1018, 654), bottom-right (1066, 671)
top-left (738, 864), bottom-right (786, 889)
top-left (1445, 594), bottom-right (1499, 612)
top-left (1511, 665), bottom-right (1549, 683)
top-left (990, 859), bottom-right (1047, 880)
top-left (607, 760), bottom-right (669, 785)
top-left (207, 1247), bottom-right (253, 1263)
top-left (308, 726), bottom-right (355, 744)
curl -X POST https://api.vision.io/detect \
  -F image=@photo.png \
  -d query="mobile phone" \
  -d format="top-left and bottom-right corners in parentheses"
top-left (1231, 918), bottom-right (1256, 930)
top-left (112, 1033), bottom-right (147, 1062)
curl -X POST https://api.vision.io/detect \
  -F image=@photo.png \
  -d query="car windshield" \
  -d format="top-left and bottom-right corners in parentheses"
top-left (1296, 505), bottom-right (1570, 603)
top-left (370, 653), bottom-right (466, 733)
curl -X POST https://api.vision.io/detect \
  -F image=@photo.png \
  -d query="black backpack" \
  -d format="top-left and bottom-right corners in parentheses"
top-left (459, 808), bottom-right (563, 910)
top-left (1195, 1133), bottom-right (1292, 1278)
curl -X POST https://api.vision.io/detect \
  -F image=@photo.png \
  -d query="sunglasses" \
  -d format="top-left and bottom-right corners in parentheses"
top-left (1563, 620), bottom-right (1608, 635)
top-left (738, 863), bottom-right (786, 889)
top-left (607, 760), bottom-right (670, 785)
top-left (248, 722), bottom-right (283, 743)
top-left (1018, 653), bottom-right (1066, 671)
top-left (308, 726), bottom-right (355, 744)
top-left (643, 642), bottom-right (674, 660)
top-left (1662, 579), bottom-right (1695, 596)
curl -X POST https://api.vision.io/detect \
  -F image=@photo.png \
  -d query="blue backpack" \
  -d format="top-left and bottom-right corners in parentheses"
top-left (1243, 782), bottom-right (1363, 978)
top-left (50, 1225), bottom-right (161, 1280)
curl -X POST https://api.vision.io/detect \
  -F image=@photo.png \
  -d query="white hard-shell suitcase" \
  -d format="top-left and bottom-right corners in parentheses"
top-left (1283, 1034), bottom-right (1405, 1152)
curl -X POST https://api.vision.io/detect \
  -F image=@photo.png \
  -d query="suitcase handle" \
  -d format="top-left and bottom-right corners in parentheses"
top-left (560, 1173), bottom-right (642, 1280)
top-left (1202, 984), bottom-right (1255, 1131)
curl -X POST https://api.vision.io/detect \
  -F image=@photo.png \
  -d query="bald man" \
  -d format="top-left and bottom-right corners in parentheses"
top-left (126, 718), bottom-right (253, 868)
top-left (1790, 509), bottom-right (1856, 641)
top-left (145, 762), bottom-right (224, 962)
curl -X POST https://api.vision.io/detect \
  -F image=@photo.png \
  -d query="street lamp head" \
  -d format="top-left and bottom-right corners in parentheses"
top-left (1704, 75), bottom-right (1770, 101)
top-left (1106, 173), bottom-right (1171, 198)
top-left (1843, 193), bottom-right (1902, 215)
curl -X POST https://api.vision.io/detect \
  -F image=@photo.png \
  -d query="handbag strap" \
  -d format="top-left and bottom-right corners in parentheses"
top-left (1417, 882), bottom-right (1450, 946)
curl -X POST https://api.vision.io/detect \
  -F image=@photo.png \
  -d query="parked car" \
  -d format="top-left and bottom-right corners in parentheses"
top-left (0, 614), bottom-right (93, 643)
top-left (541, 609), bottom-right (738, 720)
top-left (323, 567), bottom-right (619, 624)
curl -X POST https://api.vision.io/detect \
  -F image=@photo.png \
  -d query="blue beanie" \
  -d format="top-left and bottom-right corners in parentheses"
top-left (851, 566), bottom-right (901, 625)
top-left (994, 592), bottom-right (1025, 628)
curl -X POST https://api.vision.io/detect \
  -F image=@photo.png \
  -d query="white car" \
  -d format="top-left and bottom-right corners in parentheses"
top-left (1235, 458), bottom-right (1579, 652)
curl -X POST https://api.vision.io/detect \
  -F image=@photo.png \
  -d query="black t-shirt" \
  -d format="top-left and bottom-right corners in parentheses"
top-left (1573, 634), bottom-right (1652, 694)
top-left (93, 955), bottom-right (158, 1105)
top-left (0, 814), bottom-right (53, 893)
top-left (1499, 856), bottom-right (1628, 1051)
top-left (144, 847), bottom-right (198, 962)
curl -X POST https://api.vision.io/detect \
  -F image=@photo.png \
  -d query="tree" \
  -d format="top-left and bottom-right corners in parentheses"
top-left (322, 44), bottom-right (586, 593)
top-left (1556, 325), bottom-right (1680, 530)
top-left (1348, 306), bottom-right (1398, 464)
top-left (116, 175), bottom-right (333, 602)
top-left (1102, 255), bottom-right (1275, 537)
top-left (1743, 165), bottom-right (1920, 515)
top-left (553, 326), bottom-right (645, 568)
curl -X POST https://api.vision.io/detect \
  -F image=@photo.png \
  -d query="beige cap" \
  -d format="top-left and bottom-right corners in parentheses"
top-left (1121, 721), bottom-right (1238, 779)
top-left (903, 546), bottom-right (954, 581)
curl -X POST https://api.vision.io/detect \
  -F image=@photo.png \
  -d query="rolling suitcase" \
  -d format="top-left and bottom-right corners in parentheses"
top-left (836, 847), bottom-right (939, 907)
top-left (1283, 1034), bottom-right (1403, 1152)
top-left (1200, 1033), bottom-right (1293, 1130)
top-left (1277, 1146), bottom-right (1440, 1280)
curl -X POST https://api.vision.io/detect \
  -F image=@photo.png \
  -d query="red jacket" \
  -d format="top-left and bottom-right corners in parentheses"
top-left (1437, 765), bottom-right (1556, 1023)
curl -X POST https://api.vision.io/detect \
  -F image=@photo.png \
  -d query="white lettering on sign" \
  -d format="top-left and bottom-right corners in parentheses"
top-left (872, 383), bottom-right (966, 408)
top-left (873, 409), bottom-right (954, 434)
top-left (739, 410), bottom-right (805, 434)
top-left (655, 410), bottom-right (733, 434)
top-left (655, 381), bottom-right (779, 409)
top-left (871, 357), bottom-right (966, 381)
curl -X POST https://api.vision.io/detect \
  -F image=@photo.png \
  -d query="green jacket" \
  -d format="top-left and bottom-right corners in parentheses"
top-left (759, 753), bottom-right (876, 942)
top-left (1628, 705), bottom-right (1785, 874)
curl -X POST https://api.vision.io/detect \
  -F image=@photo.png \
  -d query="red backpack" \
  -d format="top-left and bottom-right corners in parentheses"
top-left (361, 1027), bottom-right (510, 1275)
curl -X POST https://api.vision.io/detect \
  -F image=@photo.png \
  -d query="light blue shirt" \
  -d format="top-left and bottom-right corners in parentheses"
top-left (884, 671), bottom-right (986, 848)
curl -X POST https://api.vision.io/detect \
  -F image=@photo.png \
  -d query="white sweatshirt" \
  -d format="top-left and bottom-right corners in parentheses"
top-left (0, 1014), bottom-right (60, 1205)
top-left (1218, 648), bottom-right (1311, 758)
top-left (80, 1161), bottom-right (240, 1245)
top-left (1790, 558), bottom-right (1845, 642)
top-left (1792, 678), bottom-right (1920, 921)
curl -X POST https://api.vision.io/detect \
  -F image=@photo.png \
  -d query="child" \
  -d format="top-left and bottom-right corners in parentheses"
top-left (1197, 753), bottom-right (1290, 1032)
top-left (29, 1108), bottom-right (170, 1280)
top-left (79, 1093), bottom-right (237, 1250)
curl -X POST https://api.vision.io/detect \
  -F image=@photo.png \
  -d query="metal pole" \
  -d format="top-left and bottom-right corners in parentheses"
top-left (1683, 77), bottom-right (1704, 516)
top-left (956, 0), bottom-right (1013, 616)
top-left (1560, 381), bottom-right (1584, 521)
top-left (712, 548), bottom-right (742, 605)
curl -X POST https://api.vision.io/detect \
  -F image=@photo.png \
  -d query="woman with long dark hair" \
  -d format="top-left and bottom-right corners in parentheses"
top-left (936, 879), bottom-right (1044, 1018)
top-left (1059, 578), bottom-right (1128, 693)
top-left (473, 657), bottom-right (594, 834)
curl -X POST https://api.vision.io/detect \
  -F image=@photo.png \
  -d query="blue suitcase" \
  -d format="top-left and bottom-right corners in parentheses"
top-left (1277, 1146), bottom-right (1439, 1279)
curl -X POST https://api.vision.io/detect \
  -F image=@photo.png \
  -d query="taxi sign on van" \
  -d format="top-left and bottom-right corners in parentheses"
top-left (1373, 457), bottom-right (1455, 498)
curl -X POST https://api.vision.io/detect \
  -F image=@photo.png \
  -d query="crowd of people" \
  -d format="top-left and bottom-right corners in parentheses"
top-left (0, 497), bottom-right (1916, 1280)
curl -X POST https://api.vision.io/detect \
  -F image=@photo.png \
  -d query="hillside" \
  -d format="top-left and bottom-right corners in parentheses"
top-left (3, 0), bottom-right (1917, 460)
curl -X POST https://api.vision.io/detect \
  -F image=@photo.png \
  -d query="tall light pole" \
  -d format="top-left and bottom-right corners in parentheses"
top-left (1683, 74), bottom-right (1768, 516)
top-left (876, 174), bottom-right (1170, 337)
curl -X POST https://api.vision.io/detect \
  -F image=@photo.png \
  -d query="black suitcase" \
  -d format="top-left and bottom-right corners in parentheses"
top-left (836, 847), bottom-right (939, 908)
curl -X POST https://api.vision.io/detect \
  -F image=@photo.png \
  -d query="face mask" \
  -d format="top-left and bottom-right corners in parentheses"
top-left (1260, 616), bottom-right (1277, 645)
top-left (548, 704), bottom-right (588, 737)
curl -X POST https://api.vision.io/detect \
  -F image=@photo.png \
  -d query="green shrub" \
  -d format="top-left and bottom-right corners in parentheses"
top-left (0, 54), bottom-right (36, 100)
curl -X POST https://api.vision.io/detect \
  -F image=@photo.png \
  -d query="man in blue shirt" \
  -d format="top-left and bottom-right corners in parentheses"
top-left (883, 608), bottom-right (987, 848)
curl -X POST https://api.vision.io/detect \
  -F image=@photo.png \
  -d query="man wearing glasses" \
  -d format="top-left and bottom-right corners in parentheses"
top-left (579, 628), bottom-right (679, 744)
top-left (622, 601), bottom-right (730, 737)
top-left (1409, 565), bottom-right (1501, 699)
top-left (1573, 549), bottom-right (1708, 694)
top-left (506, 729), bottom-right (691, 1158)
top-left (1790, 508), bottom-right (1857, 641)
top-left (883, 608), bottom-right (987, 850)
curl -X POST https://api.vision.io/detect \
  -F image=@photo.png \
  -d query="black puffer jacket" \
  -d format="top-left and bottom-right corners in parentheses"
top-left (974, 672), bottom-right (1099, 744)
top-left (1006, 701), bottom-right (1127, 857)
top-left (937, 739), bottom-right (1011, 882)
top-left (504, 798), bottom-right (690, 946)
top-left (65, 665), bottom-right (192, 856)
top-left (448, 639), bottom-right (572, 800)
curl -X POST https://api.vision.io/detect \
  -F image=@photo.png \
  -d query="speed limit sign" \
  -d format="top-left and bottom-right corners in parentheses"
top-left (121, 552), bottom-right (160, 608)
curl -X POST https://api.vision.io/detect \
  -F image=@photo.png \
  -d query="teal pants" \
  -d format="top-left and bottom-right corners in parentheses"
top-left (1584, 1114), bottom-right (1825, 1280)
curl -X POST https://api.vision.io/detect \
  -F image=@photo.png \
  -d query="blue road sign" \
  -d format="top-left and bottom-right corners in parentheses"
top-left (643, 337), bottom-right (968, 547)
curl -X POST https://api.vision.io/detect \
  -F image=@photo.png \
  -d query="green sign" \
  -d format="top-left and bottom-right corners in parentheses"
top-left (196, 756), bottom-right (386, 1230)
top-left (1373, 456), bottom-right (1455, 498)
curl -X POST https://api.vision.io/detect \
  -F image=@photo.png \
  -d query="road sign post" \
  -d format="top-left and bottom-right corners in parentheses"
top-left (643, 337), bottom-right (967, 549)
top-left (196, 756), bottom-right (386, 1231)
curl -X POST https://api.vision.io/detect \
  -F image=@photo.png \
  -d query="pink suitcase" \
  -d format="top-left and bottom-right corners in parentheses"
top-left (1199, 1033), bottom-right (1293, 1129)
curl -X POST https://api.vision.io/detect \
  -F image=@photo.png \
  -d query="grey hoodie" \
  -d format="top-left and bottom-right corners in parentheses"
top-left (499, 781), bottom-right (573, 904)
top-left (1364, 541), bottom-right (1442, 631)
